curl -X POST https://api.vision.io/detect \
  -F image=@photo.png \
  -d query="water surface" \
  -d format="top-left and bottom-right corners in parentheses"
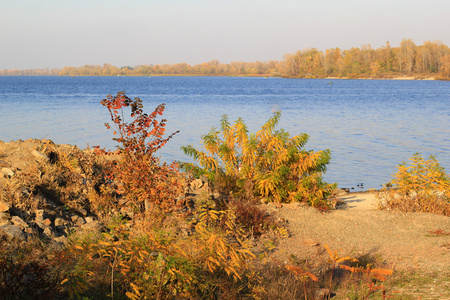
top-left (1, 76), bottom-right (449, 190)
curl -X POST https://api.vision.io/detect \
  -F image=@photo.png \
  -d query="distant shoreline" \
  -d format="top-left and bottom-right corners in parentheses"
top-left (0, 74), bottom-right (444, 81)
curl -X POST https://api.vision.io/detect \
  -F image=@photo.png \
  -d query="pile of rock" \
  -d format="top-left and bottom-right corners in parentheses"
top-left (0, 197), bottom-right (102, 247)
top-left (0, 139), bottom-right (103, 247)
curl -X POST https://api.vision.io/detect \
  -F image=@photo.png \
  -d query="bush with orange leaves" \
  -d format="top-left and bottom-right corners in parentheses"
top-left (96, 91), bottom-right (182, 214)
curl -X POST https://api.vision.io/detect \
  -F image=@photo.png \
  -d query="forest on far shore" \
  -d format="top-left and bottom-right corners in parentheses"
top-left (2, 39), bottom-right (450, 79)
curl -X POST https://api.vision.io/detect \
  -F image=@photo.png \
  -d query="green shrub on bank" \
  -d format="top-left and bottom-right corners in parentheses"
top-left (181, 112), bottom-right (336, 209)
top-left (377, 153), bottom-right (450, 215)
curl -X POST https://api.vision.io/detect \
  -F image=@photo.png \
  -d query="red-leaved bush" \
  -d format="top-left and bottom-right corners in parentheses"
top-left (96, 91), bottom-right (182, 213)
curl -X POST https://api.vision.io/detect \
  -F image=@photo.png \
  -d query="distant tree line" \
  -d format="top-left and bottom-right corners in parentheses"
top-left (1, 39), bottom-right (450, 79)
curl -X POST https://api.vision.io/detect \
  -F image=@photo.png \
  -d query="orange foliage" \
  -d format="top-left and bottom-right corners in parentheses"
top-left (96, 92), bottom-right (182, 213)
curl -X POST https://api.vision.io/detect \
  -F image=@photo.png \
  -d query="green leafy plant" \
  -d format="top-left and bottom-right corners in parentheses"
top-left (377, 153), bottom-right (450, 215)
top-left (181, 112), bottom-right (336, 208)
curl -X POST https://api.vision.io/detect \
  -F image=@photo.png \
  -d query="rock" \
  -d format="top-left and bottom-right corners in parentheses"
top-left (176, 195), bottom-right (186, 207)
top-left (332, 188), bottom-right (349, 195)
top-left (190, 178), bottom-right (203, 190)
top-left (36, 223), bottom-right (54, 239)
top-left (56, 225), bottom-right (69, 235)
top-left (120, 206), bottom-right (133, 218)
top-left (52, 236), bottom-right (68, 250)
top-left (0, 212), bottom-right (11, 226)
top-left (0, 200), bottom-right (11, 213)
top-left (77, 208), bottom-right (88, 216)
top-left (314, 288), bottom-right (330, 299)
top-left (0, 224), bottom-right (26, 241)
top-left (35, 209), bottom-right (45, 223)
top-left (199, 174), bottom-right (209, 184)
top-left (11, 216), bottom-right (29, 230)
top-left (85, 216), bottom-right (95, 223)
top-left (76, 217), bottom-right (86, 226)
top-left (41, 218), bottom-right (52, 226)
top-left (1, 167), bottom-right (14, 177)
top-left (81, 220), bottom-right (101, 232)
top-left (31, 149), bottom-right (49, 162)
top-left (24, 227), bottom-right (38, 235)
top-left (54, 217), bottom-right (66, 227)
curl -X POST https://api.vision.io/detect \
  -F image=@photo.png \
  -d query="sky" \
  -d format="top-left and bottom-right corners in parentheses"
top-left (1, 0), bottom-right (450, 69)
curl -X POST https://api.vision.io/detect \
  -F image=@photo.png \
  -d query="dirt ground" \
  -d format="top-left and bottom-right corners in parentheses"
top-left (263, 192), bottom-right (450, 298)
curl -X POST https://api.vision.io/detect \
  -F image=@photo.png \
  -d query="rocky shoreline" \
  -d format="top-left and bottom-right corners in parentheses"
top-left (0, 139), bottom-right (106, 248)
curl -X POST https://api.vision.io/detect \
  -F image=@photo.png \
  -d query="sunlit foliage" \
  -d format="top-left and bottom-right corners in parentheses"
top-left (182, 112), bottom-right (336, 208)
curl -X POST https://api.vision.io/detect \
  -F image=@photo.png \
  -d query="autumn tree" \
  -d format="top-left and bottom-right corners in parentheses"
top-left (398, 38), bottom-right (416, 73)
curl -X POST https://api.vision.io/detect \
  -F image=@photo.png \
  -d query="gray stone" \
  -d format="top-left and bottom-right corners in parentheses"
top-left (0, 225), bottom-right (26, 241)
top-left (31, 150), bottom-right (49, 162)
top-left (11, 216), bottom-right (29, 230)
top-left (0, 201), bottom-right (11, 213)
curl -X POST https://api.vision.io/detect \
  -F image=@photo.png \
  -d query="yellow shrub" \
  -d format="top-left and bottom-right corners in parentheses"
top-left (377, 153), bottom-right (450, 215)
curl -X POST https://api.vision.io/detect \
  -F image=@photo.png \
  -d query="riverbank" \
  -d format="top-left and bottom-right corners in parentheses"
top-left (1, 139), bottom-right (449, 298)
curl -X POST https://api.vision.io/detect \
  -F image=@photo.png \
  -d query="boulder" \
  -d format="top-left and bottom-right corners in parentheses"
top-left (0, 224), bottom-right (26, 241)
top-left (11, 216), bottom-right (29, 230)
top-left (31, 149), bottom-right (49, 162)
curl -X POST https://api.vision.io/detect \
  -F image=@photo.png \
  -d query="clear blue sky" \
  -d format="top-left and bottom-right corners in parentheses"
top-left (1, 0), bottom-right (449, 69)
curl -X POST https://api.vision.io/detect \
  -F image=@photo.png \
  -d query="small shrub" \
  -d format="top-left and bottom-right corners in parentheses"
top-left (97, 91), bottom-right (183, 214)
top-left (377, 153), bottom-right (450, 215)
top-left (181, 112), bottom-right (336, 208)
